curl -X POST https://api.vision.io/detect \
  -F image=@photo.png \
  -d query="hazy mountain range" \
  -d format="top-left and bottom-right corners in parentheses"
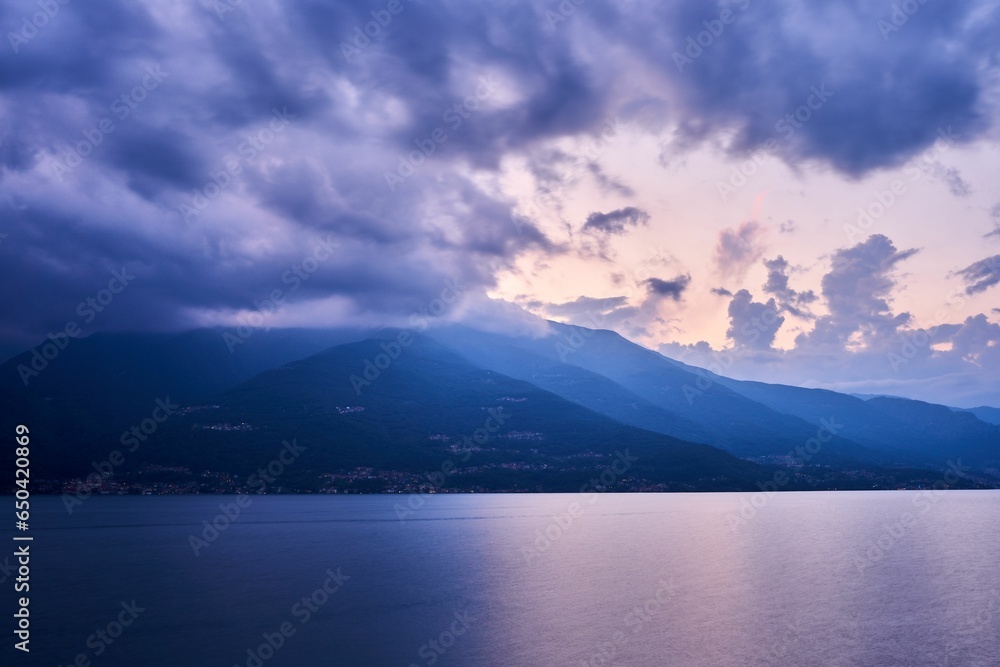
top-left (2, 322), bottom-right (997, 493)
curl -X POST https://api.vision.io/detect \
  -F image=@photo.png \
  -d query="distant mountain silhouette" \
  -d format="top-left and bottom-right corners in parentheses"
top-left (950, 405), bottom-right (1000, 426)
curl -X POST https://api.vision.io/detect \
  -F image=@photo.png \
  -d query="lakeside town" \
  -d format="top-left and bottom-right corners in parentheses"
top-left (34, 459), bottom-right (997, 498)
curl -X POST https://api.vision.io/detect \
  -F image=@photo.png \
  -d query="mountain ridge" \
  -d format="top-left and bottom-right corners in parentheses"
top-left (1, 323), bottom-right (996, 491)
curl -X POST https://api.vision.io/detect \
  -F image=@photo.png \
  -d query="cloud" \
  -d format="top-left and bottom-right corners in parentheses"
top-left (986, 203), bottom-right (1000, 238)
top-left (446, 295), bottom-right (552, 338)
top-left (662, 233), bottom-right (1000, 406)
top-left (544, 295), bottom-right (628, 319)
top-left (726, 289), bottom-right (784, 351)
top-left (948, 313), bottom-right (1000, 363)
top-left (715, 221), bottom-right (765, 281)
top-left (643, 275), bottom-right (691, 301)
top-left (762, 256), bottom-right (816, 318)
top-left (545, 295), bottom-right (641, 332)
top-left (617, 0), bottom-right (998, 176)
top-left (955, 255), bottom-right (1000, 295)
top-left (585, 163), bottom-right (634, 197)
top-left (711, 287), bottom-right (733, 297)
top-left (1, 0), bottom-right (594, 349)
top-left (797, 235), bottom-right (918, 349)
top-left (2, 0), bottom-right (999, 409)
top-left (930, 162), bottom-right (972, 197)
top-left (583, 206), bottom-right (650, 235)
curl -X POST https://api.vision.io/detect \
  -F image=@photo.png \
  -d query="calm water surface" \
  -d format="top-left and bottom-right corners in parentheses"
top-left (9, 492), bottom-right (1000, 666)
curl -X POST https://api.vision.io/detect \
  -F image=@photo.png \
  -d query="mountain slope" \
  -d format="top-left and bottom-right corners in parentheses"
top-left (431, 324), bottom-right (875, 463)
top-left (714, 377), bottom-right (1000, 469)
top-left (0, 328), bottom-right (370, 478)
top-left (427, 326), bottom-right (713, 444)
top-left (0, 328), bottom-right (368, 422)
top-left (952, 405), bottom-right (1000, 426)
top-left (139, 334), bottom-right (771, 491)
top-left (2, 324), bottom-right (996, 489)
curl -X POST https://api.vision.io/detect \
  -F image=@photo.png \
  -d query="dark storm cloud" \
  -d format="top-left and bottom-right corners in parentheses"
top-left (3, 0), bottom-right (1000, 352)
top-left (611, 0), bottom-right (999, 175)
top-left (644, 275), bottom-right (691, 301)
top-left (0, 0), bottom-right (584, 349)
top-left (582, 207), bottom-right (650, 235)
top-left (285, 1), bottom-right (614, 169)
top-left (107, 125), bottom-right (207, 196)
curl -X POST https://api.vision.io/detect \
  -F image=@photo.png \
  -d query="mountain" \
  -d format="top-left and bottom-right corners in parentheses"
top-left (122, 333), bottom-right (772, 492)
top-left (714, 378), bottom-right (1000, 469)
top-left (429, 324), bottom-right (876, 464)
top-left (0, 328), bottom-right (368, 478)
top-left (0, 328), bottom-right (368, 421)
top-left (1, 322), bottom-right (996, 491)
top-left (951, 405), bottom-right (1000, 426)
top-left (426, 326), bottom-right (713, 443)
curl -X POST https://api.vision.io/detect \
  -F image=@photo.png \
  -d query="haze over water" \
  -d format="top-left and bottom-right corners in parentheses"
top-left (20, 492), bottom-right (1000, 666)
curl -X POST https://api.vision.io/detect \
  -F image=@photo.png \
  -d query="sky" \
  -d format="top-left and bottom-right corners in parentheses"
top-left (1, 0), bottom-right (999, 406)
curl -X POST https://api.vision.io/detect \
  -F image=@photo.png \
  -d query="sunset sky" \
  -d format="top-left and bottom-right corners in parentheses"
top-left (1, 0), bottom-right (999, 405)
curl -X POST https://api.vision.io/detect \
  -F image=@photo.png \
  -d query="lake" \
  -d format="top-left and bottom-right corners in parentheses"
top-left (11, 491), bottom-right (1000, 666)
